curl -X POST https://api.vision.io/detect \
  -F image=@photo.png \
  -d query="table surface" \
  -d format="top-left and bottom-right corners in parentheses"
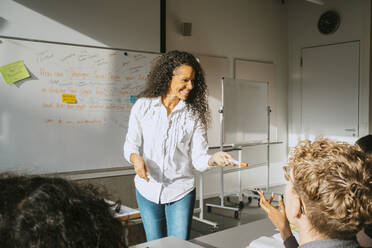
top-left (193, 218), bottom-right (278, 248)
top-left (130, 236), bottom-right (205, 248)
top-left (130, 218), bottom-right (279, 248)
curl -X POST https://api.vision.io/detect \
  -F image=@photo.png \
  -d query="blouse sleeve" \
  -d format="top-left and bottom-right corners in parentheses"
top-left (190, 121), bottom-right (211, 172)
top-left (123, 100), bottom-right (143, 164)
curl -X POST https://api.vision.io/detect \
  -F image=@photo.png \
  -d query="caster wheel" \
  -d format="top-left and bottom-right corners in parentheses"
top-left (247, 197), bottom-right (252, 204)
top-left (234, 211), bottom-right (239, 219)
top-left (207, 206), bottom-right (211, 213)
top-left (239, 201), bottom-right (244, 210)
top-left (210, 226), bottom-right (219, 232)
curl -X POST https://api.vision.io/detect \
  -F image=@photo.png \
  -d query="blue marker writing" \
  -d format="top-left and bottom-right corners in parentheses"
top-left (130, 95), bottom-right (138, 103)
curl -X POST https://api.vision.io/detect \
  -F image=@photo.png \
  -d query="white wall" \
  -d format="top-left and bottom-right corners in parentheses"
top-left (0, 0), bottom-right (160, 52)
top-left (167, 0), bottom-right (289, 198)
top-left (287, 0), bottom-right (371, 147)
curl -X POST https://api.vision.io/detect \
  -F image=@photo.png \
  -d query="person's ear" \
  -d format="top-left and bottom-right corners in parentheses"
top-left (300, 199), bottom-right (306, 216)
top-left (293, 196), bottom-right (303, 218)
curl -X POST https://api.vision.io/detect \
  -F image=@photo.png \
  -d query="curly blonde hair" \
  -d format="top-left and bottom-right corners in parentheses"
top-left (288, 138), bottom-right (372, 240)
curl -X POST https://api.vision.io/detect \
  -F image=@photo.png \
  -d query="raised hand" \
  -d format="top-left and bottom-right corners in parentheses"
top-left (259, 191), bottom-right (293, 240)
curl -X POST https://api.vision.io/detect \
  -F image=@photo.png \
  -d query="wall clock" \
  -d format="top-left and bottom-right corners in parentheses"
top-left (318, 10), bottom-right (340, 35)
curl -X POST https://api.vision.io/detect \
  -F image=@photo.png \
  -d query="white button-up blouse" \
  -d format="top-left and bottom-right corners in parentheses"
top-left (124, 97), bottom-right (211, 204)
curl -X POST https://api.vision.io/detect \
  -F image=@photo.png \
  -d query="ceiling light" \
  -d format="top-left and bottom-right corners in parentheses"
top-left (305, 0), bottom-right (324, 5)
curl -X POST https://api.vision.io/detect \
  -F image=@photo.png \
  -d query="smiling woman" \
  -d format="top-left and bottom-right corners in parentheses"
top-left (123, 50), bottom-right (241, 242)
top-left (168, 65), bottom-right (194, 100)
top-left (138, 50), bottom-right (210, 128)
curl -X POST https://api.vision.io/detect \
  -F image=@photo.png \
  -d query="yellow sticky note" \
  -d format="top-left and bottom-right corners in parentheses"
top-left (0, 60), bottom-right (30, 85)
top-left (62, 94), bottom-right (77, 103)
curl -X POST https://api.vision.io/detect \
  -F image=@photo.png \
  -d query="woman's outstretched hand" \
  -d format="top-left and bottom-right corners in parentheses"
top-left (208, 151), bottom-right (248, 167)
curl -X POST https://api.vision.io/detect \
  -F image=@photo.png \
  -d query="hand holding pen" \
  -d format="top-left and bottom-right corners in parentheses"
top-left (228, 158), bottom-right (249, 167)
top-left (208, 151), bottom-right (248, 167)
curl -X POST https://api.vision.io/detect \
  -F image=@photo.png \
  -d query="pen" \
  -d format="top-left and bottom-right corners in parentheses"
top-left (228, 158), bottom-right (248, 167)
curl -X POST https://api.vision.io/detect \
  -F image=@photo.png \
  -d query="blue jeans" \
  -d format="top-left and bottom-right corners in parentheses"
top-left (136, 189), bottom-right (196, 241)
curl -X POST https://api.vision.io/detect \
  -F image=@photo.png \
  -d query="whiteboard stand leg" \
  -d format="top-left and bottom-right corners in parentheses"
top-left (266, 106), bottom-right (271, 192)
top-left (220, 167), bottom-right (224, 207)
top-left (193, 173), bottom-right (219, 229)
top-left (200, 173), bottom-right (204, 219)
top-left (206, 166), bottom-right (242, 213)
top-left (206, 79), bottom-right (240, 215)
top-left (238, 150), bottom-right (243, 208)
top-left (192, 216), bottom-right (219, 230)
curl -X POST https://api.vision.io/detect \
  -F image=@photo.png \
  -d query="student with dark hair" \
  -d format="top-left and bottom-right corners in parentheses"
top-left (124, 50), bottom-right (245, 241)
top-left (0, 174), bottom-right (126, 248)
top-left (260, 138), bottom-right (372, 248)
top-left (355, 135), bottom-right (372, 247)
top-left (356, 134), bottom-right (372, 154)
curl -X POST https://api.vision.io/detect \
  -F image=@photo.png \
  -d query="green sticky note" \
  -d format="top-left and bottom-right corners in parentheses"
top-left (0, 60), bottom-right (30, 85)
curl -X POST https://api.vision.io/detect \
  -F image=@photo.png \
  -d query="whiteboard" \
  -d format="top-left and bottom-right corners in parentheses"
top-left (0, 37), bottom-right (160, 174)
top-left (234, 59), bottom-right (277, 142)
top-left (222, 78), bottom-right (268, 145)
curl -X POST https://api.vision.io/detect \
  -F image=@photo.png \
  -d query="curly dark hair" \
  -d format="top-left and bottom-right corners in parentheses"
top-left (0, 174), bottom-right (126, 248)
top-left (139, 50), bottom-right (210, 128)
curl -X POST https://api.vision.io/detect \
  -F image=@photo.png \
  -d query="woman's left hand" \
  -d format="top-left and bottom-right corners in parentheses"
top-left (208, 151), bottom-right (235, 167)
